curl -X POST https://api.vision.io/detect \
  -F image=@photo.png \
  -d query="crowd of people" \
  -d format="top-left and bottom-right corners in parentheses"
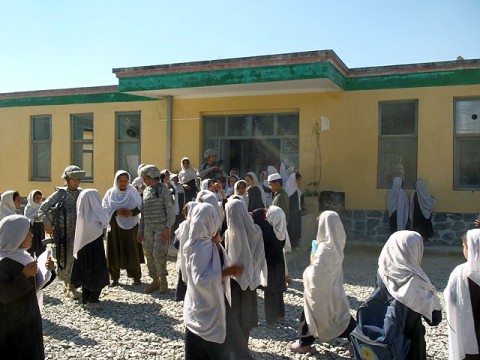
top-left (0, 151), bottom-right (479, 359)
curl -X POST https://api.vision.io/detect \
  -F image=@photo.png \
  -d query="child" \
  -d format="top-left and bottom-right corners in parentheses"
top-left (387, 177), bottom-right (409, 234)
top-left (444, 229), bottom-right (480, 360)
top-left (70, 189), bottom-right (110, 309)
top-left (0, 190), bottom-right (21, 221)
top-left (24, 189), bottom-right (46, 257)
top-left (0, 214), bottom-right (55, 358)
top-left (409, 179), bottom-right (436, 246)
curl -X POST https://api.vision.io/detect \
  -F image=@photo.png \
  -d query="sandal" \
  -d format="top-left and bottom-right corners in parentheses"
top-left (289, 340), bottom-right (317, 354)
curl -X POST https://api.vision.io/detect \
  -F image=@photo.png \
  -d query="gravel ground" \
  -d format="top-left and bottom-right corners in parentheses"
top-left (41, 243), bottom-right (464, 359)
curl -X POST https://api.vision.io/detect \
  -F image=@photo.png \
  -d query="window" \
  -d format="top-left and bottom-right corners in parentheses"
top-left (31, 115), bottom-right (51, 180)
top-left (116, 112), bottom-right (141, 180)
top-left (71, 114), bottom-right (94, 181)
top-left (378, 101), bottom-right (418, 188)
top-left (454, 98), bottom-right (480, 189)
top-left (203, 113), bottom-right (299, 173)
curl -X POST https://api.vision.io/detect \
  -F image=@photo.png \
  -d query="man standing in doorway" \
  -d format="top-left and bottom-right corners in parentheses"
top-left (268, 173), bottom-right (289, 222)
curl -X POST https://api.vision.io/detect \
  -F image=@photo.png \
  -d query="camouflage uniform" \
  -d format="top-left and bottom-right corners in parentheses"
top-left (139, 183), bottom-right (176, 279)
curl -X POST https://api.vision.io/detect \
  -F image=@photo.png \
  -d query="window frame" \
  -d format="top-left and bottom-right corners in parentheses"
top-left (71, 113), bottom-right (94, 182)
top-left (453, 97), bottom-right (480, 190)
top-left (377, 100), bottom-right (418, 189)
top-left (31, 114), bottom-right (52, 181)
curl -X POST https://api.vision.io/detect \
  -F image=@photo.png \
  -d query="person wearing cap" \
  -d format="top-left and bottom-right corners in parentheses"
top-left (137, 165), bottom-right (176, 293)
top-left (38, 165), bottom-right (85, 300)
top-left (268, 173), bottom-right (289, 222)
top-left (198, 149), bottom-right (228, 181)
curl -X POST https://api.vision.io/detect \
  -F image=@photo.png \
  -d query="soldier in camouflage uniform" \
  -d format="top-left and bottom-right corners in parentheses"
top-left (137, 165), bottom-right (176, 293)
top-left (38, 165), bottom-right (85, 299)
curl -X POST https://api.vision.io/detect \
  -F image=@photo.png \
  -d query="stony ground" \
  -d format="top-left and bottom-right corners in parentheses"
top-left (41, 243), bottom-right (464, 359)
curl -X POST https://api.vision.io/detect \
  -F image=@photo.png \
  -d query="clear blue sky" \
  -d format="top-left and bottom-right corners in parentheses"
top-left (1, 0), bottom-right (479, 93)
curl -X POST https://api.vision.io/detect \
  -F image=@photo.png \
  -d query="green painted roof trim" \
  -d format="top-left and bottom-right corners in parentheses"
top-left (0, 92), bottom-right (158, 108)
top-left (118, 62), bottom-right (480, 93)
top-left (118, 62), bottom-right (347, 92)
top-left (345, 68), bottom-right (480, 90)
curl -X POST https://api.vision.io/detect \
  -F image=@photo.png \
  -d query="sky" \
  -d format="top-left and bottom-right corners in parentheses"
top-left (1, 0), bottom-right (479, 93)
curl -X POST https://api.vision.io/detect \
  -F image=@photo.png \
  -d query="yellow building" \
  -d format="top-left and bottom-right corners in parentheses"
top-left (1, 50), bottom-right (480, 244)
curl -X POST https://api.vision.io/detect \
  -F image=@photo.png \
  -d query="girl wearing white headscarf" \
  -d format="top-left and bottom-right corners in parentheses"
top-left (290, 211), bottom-right (355, 354)
top-left (444, 229), bottom-right (480, 360)
top-left (179, 157), bottom-right (198, 203)
top-left (224, 198), bottom-right (267, 342)
top-left (285, 172), bottom-right (303, 248)
top-left (183, 203), bottom-right (252, 359)
top-left (131, 163), bottom-right (146, 195)
top-left (103, 170), bottom-right (144, 286)
top-left (71, 189), bottom-right (110, 308)
top-left (387, 176), bottom-right (410, 233)
top-left (0, 214), bottom-right (55, 358)
top-left (409, 179), bottom-right (436, 245)
top-left (174, 201), bottom-right (197, 302)
top-left (24, 189), bottom-right (46, 257)
top-left (378, 230), bottom-right (442, 359)
top-left (245, 172), bottom-right (267, 208)
top-left (252, 206), bottom-right (286, 326)
top-left (0, 190), bottom-right (20, 222)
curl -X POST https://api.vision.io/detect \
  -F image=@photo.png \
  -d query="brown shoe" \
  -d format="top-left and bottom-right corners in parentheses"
top-left (159, 276), bottom-right (169, 292)
top-left (144, 278), bottom-right (160, 293)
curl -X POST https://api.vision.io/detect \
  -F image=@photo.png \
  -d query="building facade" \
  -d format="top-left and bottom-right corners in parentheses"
top-left (1, 50), bottom-right (480, 244)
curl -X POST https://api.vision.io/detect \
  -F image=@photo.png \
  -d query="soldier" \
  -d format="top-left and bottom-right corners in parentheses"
top-left (137, 165), bottom-right (176, 293)
top-left (38, 165), bottom-right (85, 299)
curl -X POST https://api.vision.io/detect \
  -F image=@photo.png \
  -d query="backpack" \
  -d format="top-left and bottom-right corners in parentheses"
top-left (350, 280), bottom-right (411, 360)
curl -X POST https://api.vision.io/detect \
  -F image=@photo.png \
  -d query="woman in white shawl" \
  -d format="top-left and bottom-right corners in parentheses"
top-left (290, 211), bottom-right (355, 355)
top-left (24, 189), bottom-right (46, 257)
top-left (378, 230), bottom-right (442, 359)
top-left (387, 176), bottom-right (409, 233)
top-left (224, 198), bottom-right (267, 343)
top-left (409, 179), bottom-right (436, 245)
top-left (0, 215), bottom-right (55, 359)
top-left (71, 189), bottom-right (110, 309)
top-left (183, 203), bottom-right (251, 360)
top-left (103, 170), bottom-right (144, 286)
top-left (178, 157), bottom-right (198, 203)
top-left (0, 190), bottom-right (21, 222)
top-left (444, 229), bottom-right (480, 360)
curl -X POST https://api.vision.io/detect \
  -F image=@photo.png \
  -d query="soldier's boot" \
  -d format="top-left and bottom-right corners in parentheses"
top-left (159, 275), bottom-right (169, 292)
top-left (144, 278), bottom-right (160, 293)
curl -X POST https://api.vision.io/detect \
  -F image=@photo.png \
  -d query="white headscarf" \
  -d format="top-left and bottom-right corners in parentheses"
top-left (74, 189), bottom-right (109, 258)
top-left (303, 211), bottom-right (352, 341)
top-left (0, 190), bottom-right (17, 222)
top-left (378, 230), bottom-right (441, 321)
top-left (131, 163), bottom-right (146, 195)
top-left (224, 199), bottom-right (267, 290)
top-left (246, 172), bottom-right (267, 207)
top-left (175, 201), bottom-right (197, 281)
top-left (103, 171), bottom-right (142, 230)
top-left (409, 179), bottom-right (436, 221)
top-left (387, 177), bottom-right (409, 231)
top-left (444, 229), bottom-right (480, 359)
top-left (183, 203), bottom-right (231, 343)
top-left (266, 205), bottom-right (291, 251)
top-left (200, 178), bottom-right (210, 191)
top-left (179, 157), bottom-right (198, 184)
top-left (196, 190), bottom-right (224, 231)
top-left (24, 189), bottom-right (42, 221)
top-left (285, 172), bottom-right (302, 208)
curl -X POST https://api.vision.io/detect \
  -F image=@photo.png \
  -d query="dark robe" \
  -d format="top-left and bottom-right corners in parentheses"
top-left (27, 222), bottom-right (46, 258)
top-left (229, 279), bottom-right (258, 343)
top-left (0, 258), bottom-right (46, 359)
top-left (106, 209), bottom-right (144, 282)
top-left (411, 193), bottom-right (434, 239)
top-left (252, 208), bottom-right (286, 324)
top-left (183, 178), bottom-right (197, 203)
top-left (287, 191), bottom-right (302, 248)
top-left (71, 235), bottom-right (109, 293)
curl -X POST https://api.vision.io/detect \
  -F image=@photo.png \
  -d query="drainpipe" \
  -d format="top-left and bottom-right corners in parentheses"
top-left (166, 95), bottom-right (173, 170)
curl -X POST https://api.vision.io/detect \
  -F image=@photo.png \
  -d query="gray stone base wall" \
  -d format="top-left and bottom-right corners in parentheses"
top-left (342, 209), bottom-right (478, 246)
